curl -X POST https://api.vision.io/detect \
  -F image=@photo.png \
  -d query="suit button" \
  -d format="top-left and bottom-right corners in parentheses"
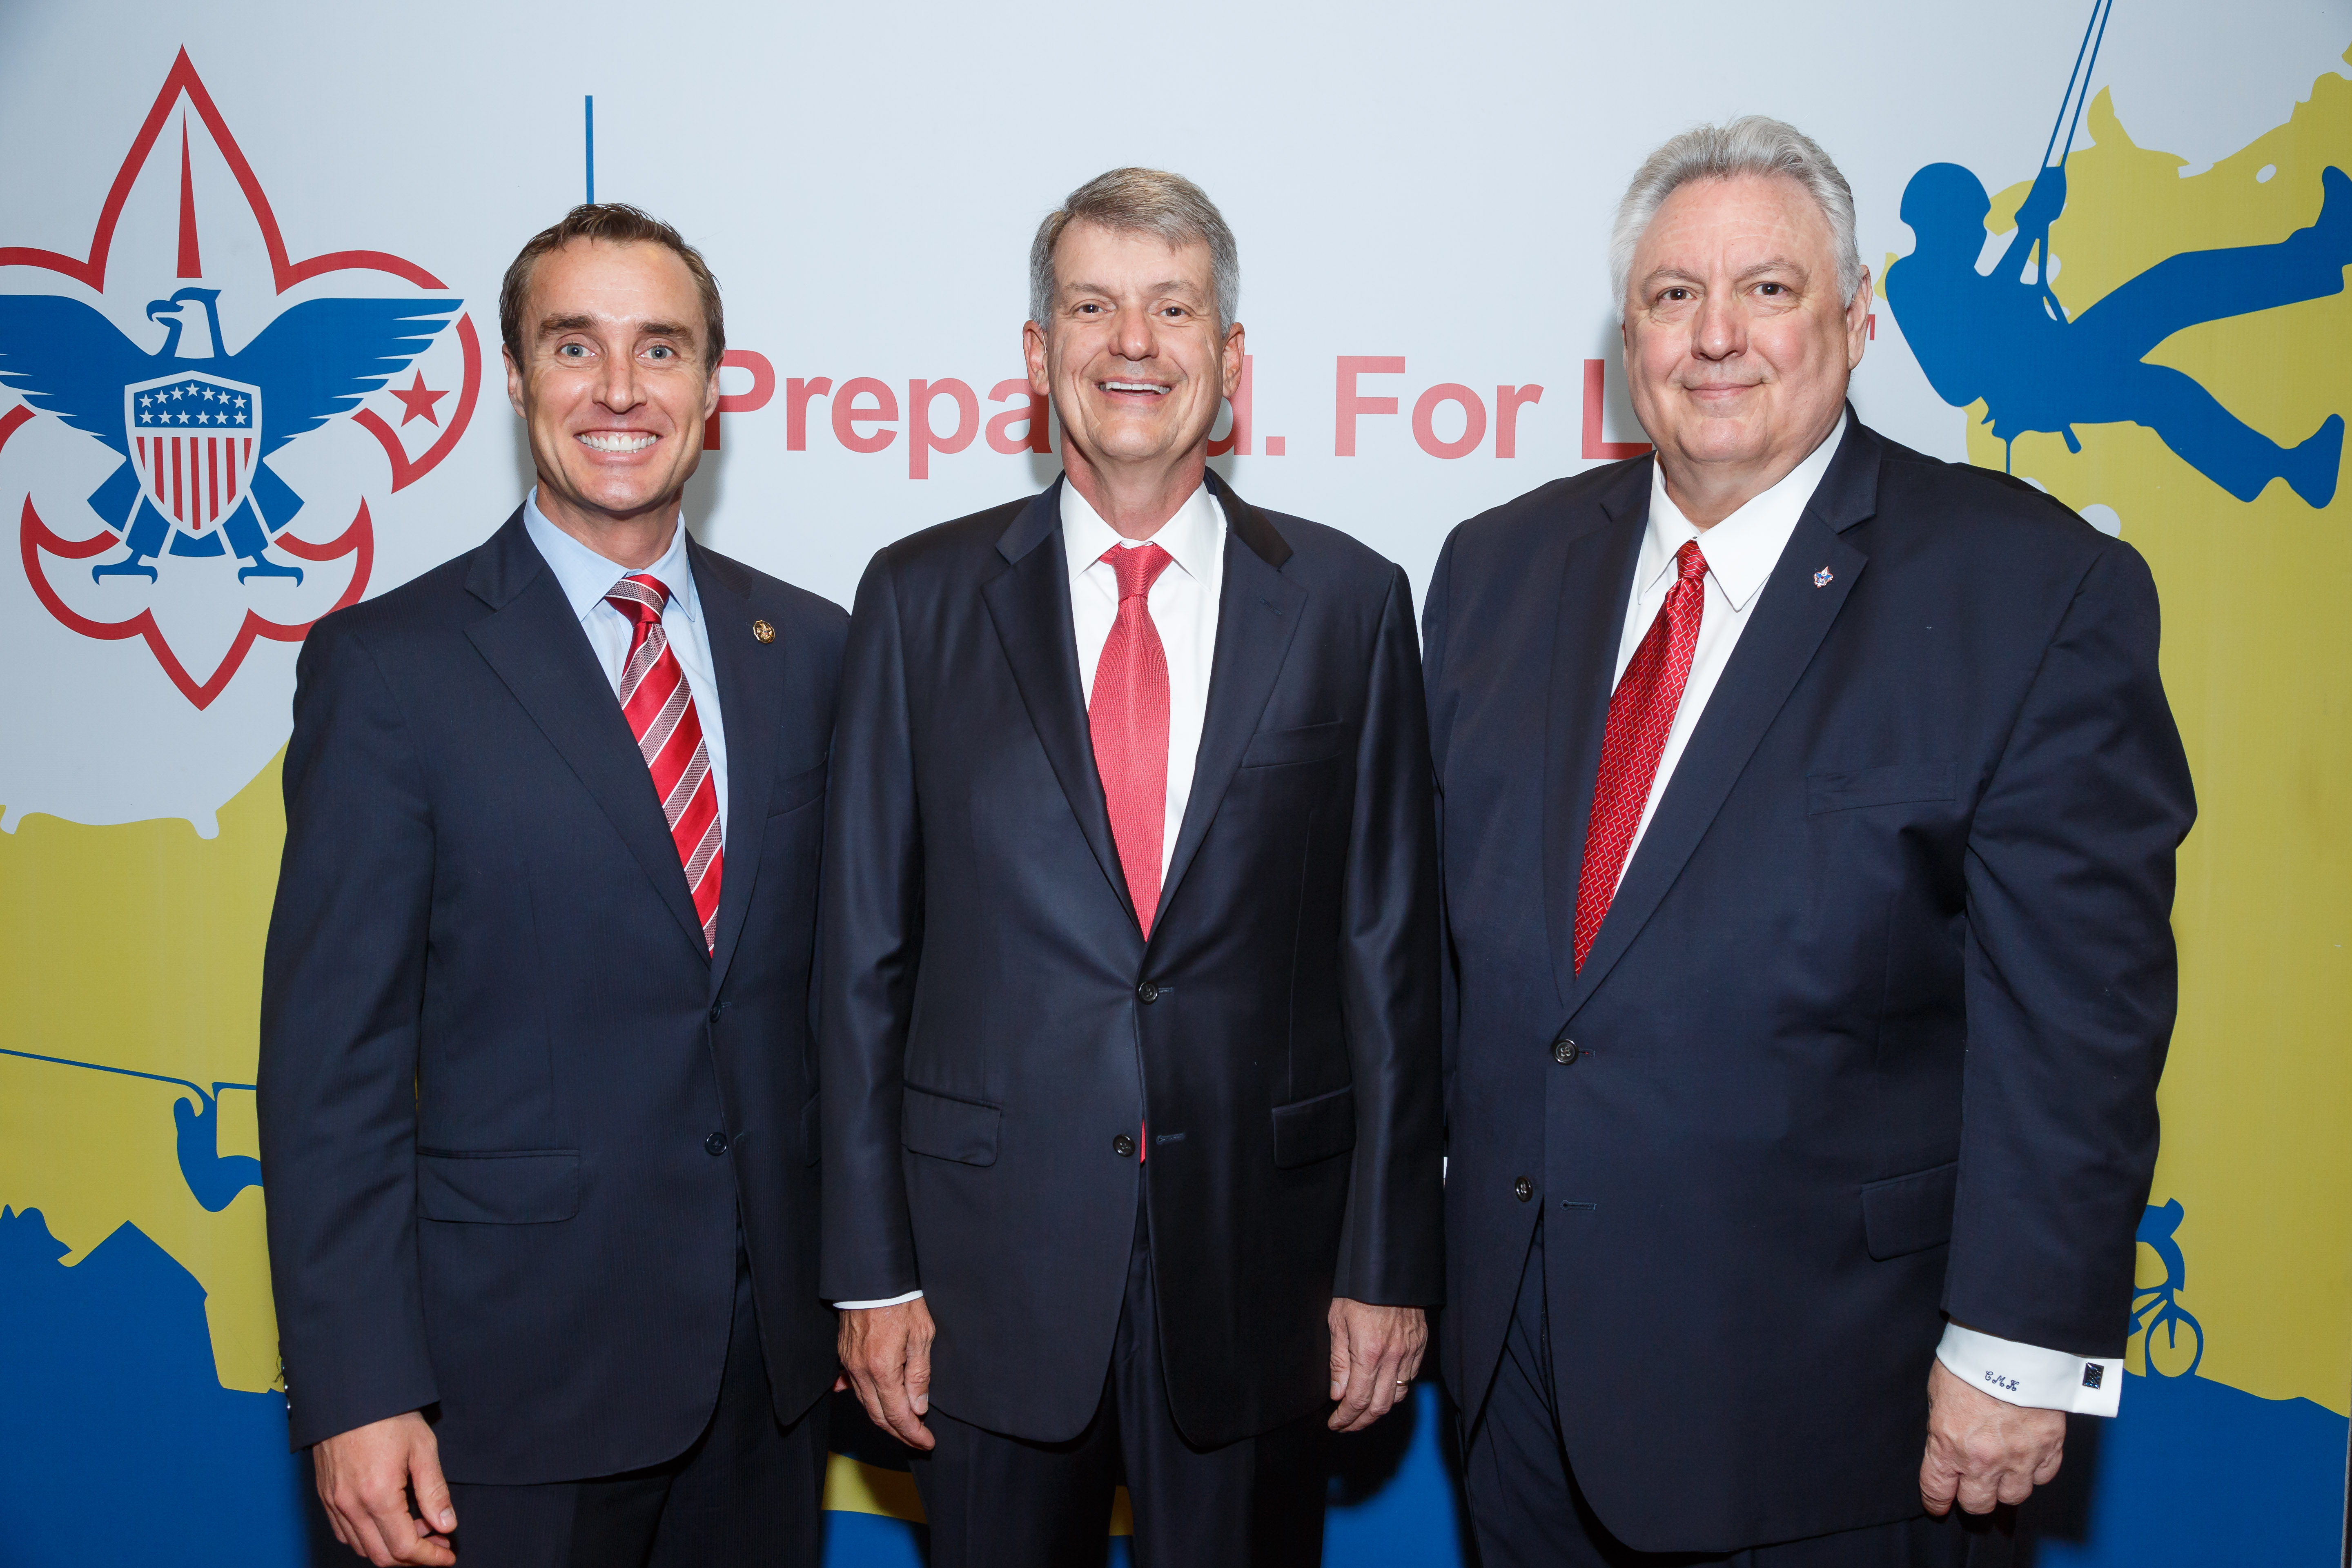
top-left (709, 1003), bottom-right (724, 1024)
top-left (705, 1131), bottom-right (730, 1156)
top-left (1113, 1133), bottom-right (1136, 1158)
top-left (1552, 1037), bottom-right (1580, 1065)
top-left (1136, 981), bottom-right (1160, 1004)
top-left (1513, 1176), bottom-right (1533, 1202)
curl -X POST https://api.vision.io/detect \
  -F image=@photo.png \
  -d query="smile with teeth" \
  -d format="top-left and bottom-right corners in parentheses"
top-left (578, 432), bottom-right (658, 452)
top-left (1100, 381), bottom-right (1169, 395)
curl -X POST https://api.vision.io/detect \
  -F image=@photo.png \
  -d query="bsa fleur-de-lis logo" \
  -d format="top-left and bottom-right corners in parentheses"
top-left (0, 49), bottom-right (481, 712)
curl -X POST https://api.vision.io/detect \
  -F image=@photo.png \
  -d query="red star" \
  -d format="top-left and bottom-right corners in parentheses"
top-left (390, 370), bottom-right (448, 428)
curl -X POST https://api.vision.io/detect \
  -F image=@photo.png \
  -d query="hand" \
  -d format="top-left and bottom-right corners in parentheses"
top-left (1920, 1358), bottom-right (2065, 1516)
top-left (2017, 163), bottom-right (2068, 235)
top-left (312, 1410), bottom-right (456, 1566)
top-left (839, 1298), bottom-right (938, 1451)
top-left (1327, 1299), bottom-right (1428, 1432)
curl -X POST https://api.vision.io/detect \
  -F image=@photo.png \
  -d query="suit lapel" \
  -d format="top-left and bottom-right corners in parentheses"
top-left (1541, 463), bottom-right (1652, 1007)
top-left (693, 540), bottom-right (780, 996)
top-left (980, 481), bottom-right (1139, 927)
top-left (1155, 476), bottom-right (1304, 933)
top-left (464, 508), bottom-right (708, 958)
top-left (1566, 419), bottom-right (1881, 1012)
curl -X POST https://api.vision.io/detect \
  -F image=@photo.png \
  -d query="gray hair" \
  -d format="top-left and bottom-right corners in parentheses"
top-left (1029, 168), bottom-right (1239, 331)
top-left (1608, 116), bottom-right (1862, 317)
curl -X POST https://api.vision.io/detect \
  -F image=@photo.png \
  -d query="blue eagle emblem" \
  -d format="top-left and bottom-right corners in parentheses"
top-left (0, 285), bottom-right (457, 583)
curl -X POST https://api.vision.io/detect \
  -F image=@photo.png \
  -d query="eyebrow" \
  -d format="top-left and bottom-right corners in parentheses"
top-left (1062, 280), bottom-right (1208, 302)
top-left (535, 313), bottom-right (700, 342)
top-left (1638, 256), bottom-right (1813, 292)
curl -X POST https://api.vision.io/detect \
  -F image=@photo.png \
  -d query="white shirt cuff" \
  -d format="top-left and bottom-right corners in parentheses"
top-left (1936, 1321), bottom-right (2120, 1417)
top-left (834, 1290), bottom-right (924, 1310)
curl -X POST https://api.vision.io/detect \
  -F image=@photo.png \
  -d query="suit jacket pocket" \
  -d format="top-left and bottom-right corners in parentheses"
top-left (416, 1149), bottom-right (581, 1224)
top-left (1806, 761), bottom-right (1956, 815)
top-left (1860, 1160), bottom-right (1958, 1259)
top-left (768, 762), bottom-right (829, 818)
top-left (901, 1084), bottom-right (1000, 1166)
top-left (1271, 1085), bottom-right (1356, 1169)
top-left (1241, 721), bottom-right (1351, 770)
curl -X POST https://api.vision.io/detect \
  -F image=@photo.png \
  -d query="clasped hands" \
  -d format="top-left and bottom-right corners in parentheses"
top-left (835, 1296), bottom-right (1428, 1449)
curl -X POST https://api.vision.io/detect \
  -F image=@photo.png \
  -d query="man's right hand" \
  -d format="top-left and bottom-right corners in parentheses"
top-left (313, 1410), bottom-right (456, 1566)
top-left (838, 1298), bottom-right (938, 1451)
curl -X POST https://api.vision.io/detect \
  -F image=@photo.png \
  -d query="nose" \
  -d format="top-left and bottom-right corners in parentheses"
top-left (1111, 305), bottom-right (1156, 366)
top-left (595, 350), bottom-right (644, 414)
top-left (1691, 289), bottom-right (1746, 363)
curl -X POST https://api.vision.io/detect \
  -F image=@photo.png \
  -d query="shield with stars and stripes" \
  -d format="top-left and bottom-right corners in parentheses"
top-left (123, 370), bottom-right (263, 537)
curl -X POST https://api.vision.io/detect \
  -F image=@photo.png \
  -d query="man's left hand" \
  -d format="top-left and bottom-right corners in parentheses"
top-left (1920, 1358), bottom-right (2066, 1515)
top-left (1327, 1299), bottom-right (1427, 1432)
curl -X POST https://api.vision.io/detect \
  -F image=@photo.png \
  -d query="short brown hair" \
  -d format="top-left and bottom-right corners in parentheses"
top-left (499, 203), bottom-right (725, 369)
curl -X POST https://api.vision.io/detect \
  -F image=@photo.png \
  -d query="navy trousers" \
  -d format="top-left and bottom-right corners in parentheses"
top-left (445, 1250), bottom-right (829, 1568)
top-left (1462, 1222), bottom-right (2017, 1568)
top-left (912, 1198), bottom-right (1330, 1568)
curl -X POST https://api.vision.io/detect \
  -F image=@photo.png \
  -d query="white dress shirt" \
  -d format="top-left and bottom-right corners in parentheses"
top-left (1611, 419), bottom-right (2118, 1417)
top-left (522, 492), bottom-right (729, 840)
top-left (835, 477), bottom-right (1229, 1312)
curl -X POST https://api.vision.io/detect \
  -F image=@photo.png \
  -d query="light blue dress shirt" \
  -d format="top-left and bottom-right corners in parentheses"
top-left (521, 491), bottom-right (729, 840)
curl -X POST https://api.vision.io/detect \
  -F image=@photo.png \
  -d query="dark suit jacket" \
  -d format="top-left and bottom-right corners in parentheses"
top-left (819, 472), bottom-right (1443, 1448)
top-left (1424, 418), bottom-right (2194, 1551)
top-left (258, 507), bottom-right (846, 1483)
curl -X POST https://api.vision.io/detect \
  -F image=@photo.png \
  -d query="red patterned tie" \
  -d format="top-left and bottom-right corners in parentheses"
top-left (605, 574), bottom-right (723, 952)
top-left (1572, 539), bottom-right (1708, 971)
top-left (1089, 543), bottom-right (1175, 936)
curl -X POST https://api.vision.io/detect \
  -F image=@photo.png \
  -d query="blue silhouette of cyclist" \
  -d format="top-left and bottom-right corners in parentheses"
top-left (1888, 159), bottom-right (2349, 508)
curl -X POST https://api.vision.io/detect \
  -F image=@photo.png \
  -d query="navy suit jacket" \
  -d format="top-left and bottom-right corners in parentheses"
top-left (819, 473), bottom-right (1444, 1449)
top-left (1424, 418), bottom-right (2194, 1550)
top-left (258, 508), bottom-right (846, 1483)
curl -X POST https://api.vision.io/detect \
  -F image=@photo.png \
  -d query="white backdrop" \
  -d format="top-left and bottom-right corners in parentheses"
top-left (2, 0), bottom-right (2345, 833)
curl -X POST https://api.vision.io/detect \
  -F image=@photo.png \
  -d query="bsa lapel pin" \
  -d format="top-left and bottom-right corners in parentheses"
top-left (751, 619), bottom-right (776, 643)
top-left (1812, 568), bottom-right (1835, 587)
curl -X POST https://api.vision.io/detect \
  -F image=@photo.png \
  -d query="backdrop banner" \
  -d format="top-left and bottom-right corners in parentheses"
top-left (1, 4), bottom-right (2346, 1564)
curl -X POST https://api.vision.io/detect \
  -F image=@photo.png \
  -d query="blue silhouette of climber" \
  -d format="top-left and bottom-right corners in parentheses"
top-left (1888, 159), bottom-right (2350, 507)
top-left (171, 1087), bottom-right (261, 1214)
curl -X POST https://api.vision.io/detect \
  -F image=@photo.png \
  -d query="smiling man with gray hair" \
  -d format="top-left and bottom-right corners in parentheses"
top-left (1422, 117), bottom-right (2194, 1564)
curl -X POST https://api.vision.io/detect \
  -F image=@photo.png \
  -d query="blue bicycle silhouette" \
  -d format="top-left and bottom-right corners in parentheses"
top-left (2132, 1199), bottom-right (2203, 1378)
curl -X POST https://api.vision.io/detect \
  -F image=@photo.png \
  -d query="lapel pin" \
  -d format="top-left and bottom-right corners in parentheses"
top-left (751, 619), bottom-right (775, 643)
top-left (1812, 568), bottom-right (1834, 587)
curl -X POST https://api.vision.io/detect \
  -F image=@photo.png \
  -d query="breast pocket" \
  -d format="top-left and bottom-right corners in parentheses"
top-left (767, 762), bottom-right (828, 818)
top-left (1240, 721), bottom-right (1352, 770)
top-left (1806, 761), bottom-right (1956, 815)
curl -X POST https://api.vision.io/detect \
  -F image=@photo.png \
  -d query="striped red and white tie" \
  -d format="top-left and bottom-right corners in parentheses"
top-left (605, 574), bottom-right (723, 951)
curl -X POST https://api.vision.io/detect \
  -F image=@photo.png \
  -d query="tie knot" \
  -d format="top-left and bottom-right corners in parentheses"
top-left (1102, 542), bottom-right (1175, 601)
top-left (605, 572), bottom-right (672, 626)
top-left (1674, 539), bottom-right (1708, 584)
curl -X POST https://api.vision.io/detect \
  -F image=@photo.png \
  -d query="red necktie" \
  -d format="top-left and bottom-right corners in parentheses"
top-left (1089, 543), bottom-right (1175, 936)
top-left (605, 574), bottom-right (724, 952)
top-left (1572, 539), bottom-right (1708, 971)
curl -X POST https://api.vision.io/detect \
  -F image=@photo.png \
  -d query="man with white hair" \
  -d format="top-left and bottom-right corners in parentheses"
top-left (1423, 118), bottom-right (2194, 1564)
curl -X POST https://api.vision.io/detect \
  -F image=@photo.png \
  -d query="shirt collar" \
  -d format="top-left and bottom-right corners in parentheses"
top-left (1059, 476), bottom-right (1222, 584)
top-left (522, 489), bottom-right (700, 625)
top-left (1640, 410), bottom-right (1849, 613)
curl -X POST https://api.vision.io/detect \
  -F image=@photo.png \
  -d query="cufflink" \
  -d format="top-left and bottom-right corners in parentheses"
top-left (752, 619), bottom-right (775, 643)
top-left (2082, 1362), bottom-right (2105, 1390)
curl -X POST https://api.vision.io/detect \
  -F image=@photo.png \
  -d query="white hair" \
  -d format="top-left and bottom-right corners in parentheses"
top-left (1609, 116), bottom-right (1863, 317)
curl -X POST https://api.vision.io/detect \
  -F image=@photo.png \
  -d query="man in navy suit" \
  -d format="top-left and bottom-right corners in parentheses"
top-left (1425, 119), bottom-right (2195, 1565)
top-left (259, 205), bottom-right (844, 1568)
top-left (821, 168), bottom-right (1443, 1566)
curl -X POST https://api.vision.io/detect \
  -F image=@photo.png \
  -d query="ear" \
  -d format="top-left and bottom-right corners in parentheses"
top-left (702, 357), bottom-right (723, 421)
top-left (1023, 318), bottom-right (1051, 400)
top-left (1220, 319), bottom-right (1247, 400)
top-left (1846, 265), bottom-right (1875, 370)
top-left (503, 345), bottom-right (527, 421)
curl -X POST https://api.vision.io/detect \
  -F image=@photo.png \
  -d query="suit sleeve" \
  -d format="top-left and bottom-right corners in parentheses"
top-left (818, 549), bottom-right (927, 1303)
top-left (257, 618), bottom-right (439, 1449)
top-left (1331, 563), bottom-right (1446, 1307)
top-left (1947, 539), bottom-right (2196, 1356)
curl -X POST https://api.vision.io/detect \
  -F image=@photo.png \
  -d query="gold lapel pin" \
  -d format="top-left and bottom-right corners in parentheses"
top-left (752, 619), bottom-right (775, 643)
